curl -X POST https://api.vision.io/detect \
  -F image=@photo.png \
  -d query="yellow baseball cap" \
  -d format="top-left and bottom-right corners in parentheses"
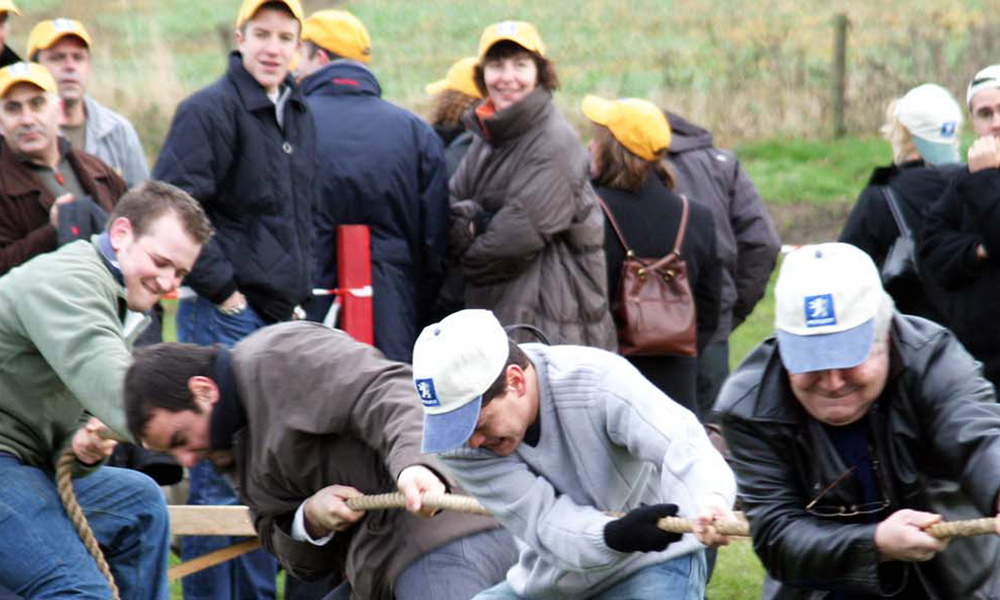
top-left (301, 10), bottom-right (371, 64)
top-left (0, 62), bottom-right (58, 98)
top-left (581, 95), bottom-right (672, 161)
top-left (235, 0), bottom-right (305, 29)
top-left (478, 21), bottom-right (545, 59)
top-left (0, 1), bottom-right (20, 16)
top-left (425, 56), bottom-right (481, 99)
top-left (26, 19), bottom-right (92, 59)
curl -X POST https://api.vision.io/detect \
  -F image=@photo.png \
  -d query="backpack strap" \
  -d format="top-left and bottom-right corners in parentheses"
top-left (597, 195), bottom-right (635, 256)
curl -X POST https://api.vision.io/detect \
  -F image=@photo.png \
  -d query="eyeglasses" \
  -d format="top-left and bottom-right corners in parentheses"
top-left (804, 458), bottom-right (890, 519)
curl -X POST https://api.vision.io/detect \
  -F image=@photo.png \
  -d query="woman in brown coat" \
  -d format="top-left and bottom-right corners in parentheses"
top-left (449, 21), bottom-right (616, 349)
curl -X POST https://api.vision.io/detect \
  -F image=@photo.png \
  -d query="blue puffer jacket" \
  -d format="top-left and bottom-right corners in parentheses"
top-left (153, 51), bottom-right (317, 323)
top-left (300, 61), bottom-right (448, 362)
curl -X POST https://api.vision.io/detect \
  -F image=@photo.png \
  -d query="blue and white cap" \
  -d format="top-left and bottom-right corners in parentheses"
top-left (775, 243), bottom-right (883, 374)
top-left (895, 83), bottom-right (963, 166)
top-left (412, 309), bottom-right (510, 453)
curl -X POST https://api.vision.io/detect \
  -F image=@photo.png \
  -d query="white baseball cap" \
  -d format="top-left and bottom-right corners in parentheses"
top-left (967, 64), bottom-right (1000, 107)
top-left (895, 83), bottom-right (962, 166)
top-left (412, 309), bottom-right (509, 453)
top-left (775, 243), bottom-right (883, 374)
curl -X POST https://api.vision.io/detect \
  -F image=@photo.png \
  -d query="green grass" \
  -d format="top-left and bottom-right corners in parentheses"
top-left (738, 137), bottom-right (888, 204)
top-left (708, 541), bottom-right (766, 600)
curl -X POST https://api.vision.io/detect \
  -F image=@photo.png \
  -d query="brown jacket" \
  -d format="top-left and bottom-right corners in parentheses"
top-left (0, 138), bottom-right (126, 275)
top-left (450, 88), bottom-right (616, 349)
top-left (222, 322), bottom-right (502, 600)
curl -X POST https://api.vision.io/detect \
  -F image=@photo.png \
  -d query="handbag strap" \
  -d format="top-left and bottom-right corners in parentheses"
top-left (881, 186), bottom-right (911, 237)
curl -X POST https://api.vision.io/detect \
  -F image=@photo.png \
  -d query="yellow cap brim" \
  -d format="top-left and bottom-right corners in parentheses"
top-left (425, 79), bottom-right (449, 96)
top-left (581, 95), bottom-right (613, 127)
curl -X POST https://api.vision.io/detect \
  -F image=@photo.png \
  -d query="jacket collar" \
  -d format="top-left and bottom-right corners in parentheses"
top-left (83, 96), bottom-right (117, 140)
top-left (209, 347), bottom-right (247, 451)
top-left (301, 60), bottom-right (381, 98)
top-left (464, 86), bottom-right (552, 145)
top-left (0, 137), bottom-right (70, 197)
top-left (226, 50), bottom-right (304, 114)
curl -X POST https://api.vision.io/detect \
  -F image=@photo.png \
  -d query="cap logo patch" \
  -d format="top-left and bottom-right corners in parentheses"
top-left (415, 378), bottom-right (440, 408)
top-left (804, 294), bottom-right (836, 327)
top-left (53, 18), bottom-right (76, 32)
top-left (940, 121), bottom-right (957, 137)
top-left (8, 62), bottom-right (29, 77)
top-left (496, 21), bottom-right (517, 35)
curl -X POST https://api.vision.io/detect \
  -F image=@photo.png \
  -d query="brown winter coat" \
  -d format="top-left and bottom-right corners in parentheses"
top-left (0, 138), bottom-right (126, 275)
top-left (450, 88), bottom-right (616, 349)
top-left (223, 322), bottom-right (502, 600)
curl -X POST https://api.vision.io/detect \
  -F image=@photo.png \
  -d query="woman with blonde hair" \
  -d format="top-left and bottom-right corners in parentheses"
top-left (449, 21), bottom-right (616, 349)
top-left (583, 95), bottom-right (721, 413)
top-left (839, 83), bottom-right (964, 324)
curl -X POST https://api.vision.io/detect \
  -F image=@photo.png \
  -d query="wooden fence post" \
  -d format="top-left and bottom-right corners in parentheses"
top-left (832, 12), bottom-right (849, 138)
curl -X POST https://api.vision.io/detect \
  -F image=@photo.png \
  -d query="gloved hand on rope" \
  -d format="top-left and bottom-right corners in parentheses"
top-left (397, 464), bottom-right (446, 518)
top-left (71, 417), bottom-right (118, 465)
top-left (603, 503), bottom-right (682, 553)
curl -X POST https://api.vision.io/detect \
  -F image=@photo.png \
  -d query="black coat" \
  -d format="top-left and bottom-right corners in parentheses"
top-left (839, 161), bottom-right (961, 325)
top-left (298, 61), bottom-right (448, 362)
top-left (153, 52), bottom-right (317, 323)
top-left (596, 176), bottom-right (721, 413)
top-left (921, 167), bottom-right (1000, 388)
top-left (0, 45), bottom-right (19, 68)
top-left (718, 315), bottom-right (1000, 599)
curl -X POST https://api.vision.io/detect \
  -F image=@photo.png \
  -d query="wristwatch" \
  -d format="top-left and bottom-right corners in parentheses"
top-left (218, 301), bottom-right (248, 316)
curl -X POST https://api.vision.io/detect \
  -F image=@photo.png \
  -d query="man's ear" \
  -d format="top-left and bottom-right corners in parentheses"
top-left (188, 376), bottom-right (221, 410)
top-left (507, 365), bottom-right (527, 396)
top-left (108, 216), bottom-right (133, 252)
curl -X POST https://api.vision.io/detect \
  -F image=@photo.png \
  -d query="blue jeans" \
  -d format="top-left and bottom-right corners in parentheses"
top-left (0, 454), bottom-right (170, 599)
top-left (323, 528), bottom-right (518, 600)
top-left (176, 296), bottom-right (278, 600)
top-left (473, 551), bottom-right (706, 600)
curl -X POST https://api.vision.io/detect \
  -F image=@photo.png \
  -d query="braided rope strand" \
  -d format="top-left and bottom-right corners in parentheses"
top-left (55, 448), bottom-right (121, 600)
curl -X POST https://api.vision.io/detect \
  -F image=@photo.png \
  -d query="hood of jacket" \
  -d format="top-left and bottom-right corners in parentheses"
top-left (666, 111), bottom-right (714, 154)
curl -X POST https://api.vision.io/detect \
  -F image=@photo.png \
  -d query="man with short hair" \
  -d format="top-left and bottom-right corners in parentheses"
top-left (28, 18), bottom-right (149, 188)
top-left (0, 176), bottom-right (212, 599)
top-left (296, 9), bottom-right (448, 362)
top-left (0, 1), bottom-right (20, 68)
top-left (665, 112), bottom-right (781, 423)
top-left (123, 321), bottom-right (517, 600)
top-left (152, 1), bottom-right (317, 596)
top-left (0, 61), bottom-right (127, 275)
top-left (411, 309), bottom-right (736, 600)
top-left (922, 66), bottom-right (1000, 390)
top-left (717, 242), bottom-right (1000, 598)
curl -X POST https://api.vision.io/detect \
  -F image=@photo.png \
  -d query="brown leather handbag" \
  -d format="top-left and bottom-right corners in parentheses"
top-left (599, 195), bottom-right (697, 357)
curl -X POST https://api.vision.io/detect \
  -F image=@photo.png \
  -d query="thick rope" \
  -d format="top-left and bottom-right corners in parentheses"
top-left (55, 447), bottom-right (121, 600)
top-left (346, 491), bottom-right (999, 539)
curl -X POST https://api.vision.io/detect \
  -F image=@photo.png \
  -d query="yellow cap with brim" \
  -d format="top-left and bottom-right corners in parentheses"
top-left (478, 21), bottom-right (545, 59)
top-left (425, 56), bottom-right (481, 99)
top-left (0, 0), bottom-right (20, 16)
top-left (26, 19), bottom-right (92, 59)
top-left (301, 9), bottom-right (371, 64)
top-left (235, 0), bottom-right (304, 29)
top-left (581, 95), bottom-right (672, 161)
top-left (0, 62), bottom-right (58, 98)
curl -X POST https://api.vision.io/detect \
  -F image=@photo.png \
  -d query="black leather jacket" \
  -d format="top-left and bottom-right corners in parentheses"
top-left (717, 314), bottom-right (1000, 599)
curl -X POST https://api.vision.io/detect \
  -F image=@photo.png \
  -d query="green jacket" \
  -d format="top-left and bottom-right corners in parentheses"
top-left (0, 238), bottom-right (141, 472)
